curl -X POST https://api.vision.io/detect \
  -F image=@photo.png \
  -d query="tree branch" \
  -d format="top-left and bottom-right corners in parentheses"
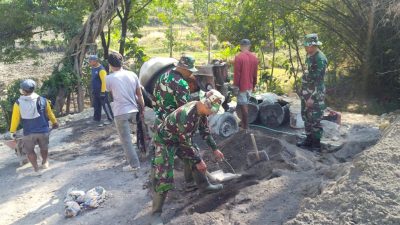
top-left (128, 0), bottom-right (152, 19)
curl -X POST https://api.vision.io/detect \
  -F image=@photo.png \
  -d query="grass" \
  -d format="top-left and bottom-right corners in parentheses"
top-left (139, 25), bottom-right (219, 64)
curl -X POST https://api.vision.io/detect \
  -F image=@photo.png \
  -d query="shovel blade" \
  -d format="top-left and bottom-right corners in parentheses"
top-left (207, 170), bottom-right (241, 182)
top-left (246, 150), bottom-right (269, 166)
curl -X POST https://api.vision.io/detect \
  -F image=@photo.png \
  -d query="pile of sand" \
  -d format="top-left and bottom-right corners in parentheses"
top-left (285, 118), bottom-right (400, 225)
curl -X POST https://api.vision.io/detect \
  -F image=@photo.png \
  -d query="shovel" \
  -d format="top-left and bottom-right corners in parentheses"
top-left (246, 133), bottom-right (269, 165)
top-left (206, 159), bottom-right (241, 182)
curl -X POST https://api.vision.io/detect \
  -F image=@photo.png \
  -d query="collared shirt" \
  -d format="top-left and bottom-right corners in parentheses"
top-left (233, 51), bottom-right (259, 92)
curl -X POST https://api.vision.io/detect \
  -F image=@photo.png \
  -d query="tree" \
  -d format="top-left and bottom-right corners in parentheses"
top-left (0, 0), bottom-right (91, 63)
top-left (116, 0), bottom-right (151, 56)
top-left (153, 0), bottom-right (184, 57)
top-left (62, 0), bottom-right (121, 113)
top-left (193, 0), bottom-right (220, 63)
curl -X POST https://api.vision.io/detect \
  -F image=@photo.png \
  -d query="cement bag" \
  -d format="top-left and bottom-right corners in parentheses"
top-left (65, 201), bottom-right (81, 218)
top-left (139, 57), bottom-right (178, 89)
top-left (81, 186), bottom-right (106, 209)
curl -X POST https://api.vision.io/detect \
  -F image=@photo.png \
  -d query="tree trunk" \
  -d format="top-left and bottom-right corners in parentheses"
top-left (271, 18), bottom-right (276, 78)
top-left (118, 0), bottom-right (132, 55)
top-left (169, 23), bottom-right (173, 58)
top-left (208, 29), bottom-right (211, 64)
top-left (41, 0), bottom-right (48, 14)
top-left (207, 1), bottom-right (211, 64)
top-left (64, 0), bottom-right (121, 113)
top-left (361, 1), bottom-right (376, 97)
top-left (66, 92), bottom-right (71, 115)
top-left (54, 87), bottom-right (66, 116)
top-left (71, 90), bottom-right (77, 113)
top-left (119, 20), bottom-right (128, 55)
top-left (100, 31), bottom-right (109, 59)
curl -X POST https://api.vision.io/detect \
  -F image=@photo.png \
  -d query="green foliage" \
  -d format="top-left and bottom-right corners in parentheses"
top-left (259, 70), bottom-right (284, 95)
top-left (41, 58), bottom-right (77, 103)
top-left (0, 0), bottom-right (91, 63)
top-left (151, 0), bottom-right (187, 56)
top-left (214, 42), bottom-right (239, 60)
top-left (125, 37), bottom-right (150, 71)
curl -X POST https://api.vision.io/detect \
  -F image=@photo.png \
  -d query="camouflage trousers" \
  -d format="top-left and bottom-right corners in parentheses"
top-left (151, 141), bottom-right (199, 193)
top-left (301, 99), bottom-right (324, 140)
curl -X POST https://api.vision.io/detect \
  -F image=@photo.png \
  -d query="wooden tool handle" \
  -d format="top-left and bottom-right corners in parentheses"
top-left (250, 133), bottom-right (260, 160)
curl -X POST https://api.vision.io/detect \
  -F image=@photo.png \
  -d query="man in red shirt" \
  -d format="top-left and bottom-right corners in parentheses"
top-left (233, 39), bottom-right (259, 130)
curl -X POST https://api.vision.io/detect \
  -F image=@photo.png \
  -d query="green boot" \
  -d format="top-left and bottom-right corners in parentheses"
top-left (183, 159), bottom-right (196, 191)
top-left (150, 192), bottom-right (166, 225)
top-left (311, 138), bottom-right (322, 152)
top-left (183, 159), bottom-right (194, 183)
top-left (193, 169), bottom-right (223, 194)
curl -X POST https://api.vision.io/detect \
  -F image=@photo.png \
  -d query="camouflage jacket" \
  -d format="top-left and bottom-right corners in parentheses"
top-left (301, 50), bottom-right (328, 104)
top-left (154, 101), bottom-right (218, 163)
top-left (153, 69), bottom-right (190, 120)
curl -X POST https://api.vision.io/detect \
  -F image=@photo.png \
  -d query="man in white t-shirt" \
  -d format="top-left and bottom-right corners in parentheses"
top-left (106, 52), bottom-right (145, 171)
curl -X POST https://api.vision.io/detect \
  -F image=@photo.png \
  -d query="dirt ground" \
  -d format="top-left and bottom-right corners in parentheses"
top-left (0, 104), bottom-right (389, 225)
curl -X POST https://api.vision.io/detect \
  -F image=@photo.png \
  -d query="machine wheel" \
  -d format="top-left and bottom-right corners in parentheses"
top-left (218, 113), bottom-right (239, 137)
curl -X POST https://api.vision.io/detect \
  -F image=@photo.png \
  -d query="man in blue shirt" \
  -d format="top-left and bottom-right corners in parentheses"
top-left (89, 55), bottom-right (113, 126)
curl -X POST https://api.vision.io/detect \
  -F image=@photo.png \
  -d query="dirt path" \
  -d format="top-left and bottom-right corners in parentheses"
top-left (0, 109), bottom-right (155, 225)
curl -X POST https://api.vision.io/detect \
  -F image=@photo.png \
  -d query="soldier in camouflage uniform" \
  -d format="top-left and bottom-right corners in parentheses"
top-left (297, 34), bottom-right (328, 151)
top-left (153, 55), bottom-right (198, 126)
top-left (152, 55), bottom-right (199, 189)
top-left (150, 90), bottom-right (225, 225)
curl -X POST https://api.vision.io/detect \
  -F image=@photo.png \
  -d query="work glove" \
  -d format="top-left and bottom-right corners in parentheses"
top-left (5, 132), bottom-right (16, 140)
top-left (52, 123), bottom-right (59, 129)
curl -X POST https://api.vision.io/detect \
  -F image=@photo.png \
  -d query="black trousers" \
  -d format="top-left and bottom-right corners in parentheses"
top-left (93, 92), bottom-right (114, 122)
